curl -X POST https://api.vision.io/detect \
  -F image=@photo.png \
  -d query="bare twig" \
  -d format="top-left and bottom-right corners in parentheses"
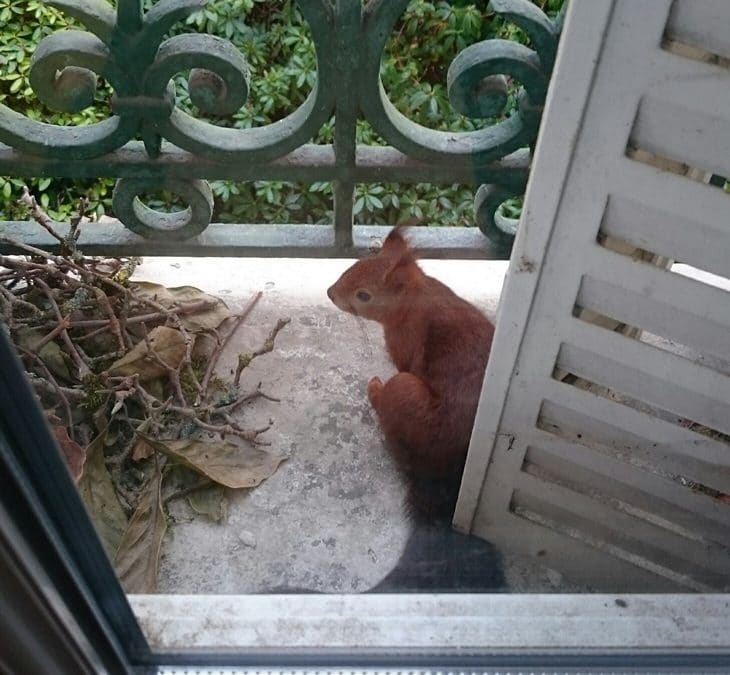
top-left (116, 290), bottom-right (133, 350)
top-left (127, 378), bottom-right (271, 444)
top-left (214, 383), bottom-right (281, 415)
top-left (26, 372), bottom-right (85, 401)
top-left (73, 324), bottom-right (115, 342)
top-left (19, 348), bottom-right (76, 441)
top-left (188, 417), bottom-right (271, 444)
top-left (0, 256), bottom-right (85, 294)
top-left (19, 186), bottom-right (65, 247)
top-left (234, 317), bottom-right (291, 387)
top-left (199, 291), bottom-right (263, 401)
top-left (0, 237), bottom-right (129, 298)
top-left (0, 284), bottom-right (43, 319)
top-left (69, 196), bottom-right (88, 234)
top-left (33, 321), bottom-right (70, 352)
top-left (33, 277), bottom-right (91, 378)
top-left (56, 299), bottom-right (218, 330)
top-left (94, 287), bottom-right (125, 351)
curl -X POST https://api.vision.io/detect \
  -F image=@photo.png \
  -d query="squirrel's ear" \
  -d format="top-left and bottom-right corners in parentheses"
top-left (380, 226), bottom-right (417, 286)
top-left (381, 225), bottom-right (410, 257)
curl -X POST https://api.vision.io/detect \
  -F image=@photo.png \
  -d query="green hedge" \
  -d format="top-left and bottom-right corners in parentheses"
top-left (0, 0), bottom-right (562, 225)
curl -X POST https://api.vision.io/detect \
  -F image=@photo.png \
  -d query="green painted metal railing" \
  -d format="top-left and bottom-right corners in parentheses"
top-left (0, 0), bottom-right (561, 258)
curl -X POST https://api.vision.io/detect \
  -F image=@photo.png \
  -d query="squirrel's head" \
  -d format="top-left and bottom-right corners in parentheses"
top-left (327, 226), bottom-right (422, 322)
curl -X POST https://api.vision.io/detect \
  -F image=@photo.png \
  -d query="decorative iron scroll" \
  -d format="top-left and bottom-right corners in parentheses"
top-left (0, 0), bottom-right (561, 251)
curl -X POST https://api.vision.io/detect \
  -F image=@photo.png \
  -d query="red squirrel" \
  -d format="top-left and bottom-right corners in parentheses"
top-left (269, 227), bottom-right (502, 593)
top-left (327, 226), bottom-right (495, 520)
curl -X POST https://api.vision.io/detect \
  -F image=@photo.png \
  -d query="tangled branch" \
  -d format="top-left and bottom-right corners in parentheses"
top-left (2, 191), bottom-right (290, 516)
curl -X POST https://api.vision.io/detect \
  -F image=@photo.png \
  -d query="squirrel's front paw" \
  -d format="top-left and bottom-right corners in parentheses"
top-left (367, 376), bottom-right (384, 408)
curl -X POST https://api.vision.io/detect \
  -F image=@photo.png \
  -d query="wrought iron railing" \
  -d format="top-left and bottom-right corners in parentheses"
top-left (0, 0), bottom-right (562, 258)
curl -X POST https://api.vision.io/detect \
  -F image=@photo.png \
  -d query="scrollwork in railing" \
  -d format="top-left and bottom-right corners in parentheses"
top-left (112, 177), bottom-right (213, 240)
top-left (0, 0), bottom-right (562, 249)
top-left (474, 183), bottom-right (519, 249)
top-left (0, 0), bottom-right (335, 162)
top-left (152, 0), bottom-right (336, 163)
top-left (360, 0), bottom-right (561, 250)
top-left (0, 0), bottom-right (336, 240)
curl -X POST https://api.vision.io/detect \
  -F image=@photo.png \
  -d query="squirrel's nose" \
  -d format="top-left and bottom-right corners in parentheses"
top-left (326, 286), bottom-right (334, 301)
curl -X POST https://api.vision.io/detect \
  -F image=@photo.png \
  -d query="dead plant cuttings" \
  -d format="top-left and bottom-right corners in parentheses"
top-left (0, 189), bottom-right (290, 592)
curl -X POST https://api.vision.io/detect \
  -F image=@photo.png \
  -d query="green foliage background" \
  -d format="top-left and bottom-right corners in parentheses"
top-left (0, 0), bottom-right (562, 225)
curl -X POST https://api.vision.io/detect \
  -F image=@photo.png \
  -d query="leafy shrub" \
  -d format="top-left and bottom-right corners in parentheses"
top-left (0, 0), bottom-right (563, 226)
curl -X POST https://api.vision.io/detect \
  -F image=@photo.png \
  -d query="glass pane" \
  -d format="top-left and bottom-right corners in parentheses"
top-left (1, 0), bottom-right (728, 664)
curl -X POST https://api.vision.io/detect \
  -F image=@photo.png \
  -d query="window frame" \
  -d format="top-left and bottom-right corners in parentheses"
top-left (0, 326), bottom-right (149, 672)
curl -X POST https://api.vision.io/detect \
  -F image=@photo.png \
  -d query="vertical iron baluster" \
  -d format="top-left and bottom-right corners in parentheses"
top-left (332, 0), bottom-right (361, 250)
top-left (116, 0), bottom-right (143, 35)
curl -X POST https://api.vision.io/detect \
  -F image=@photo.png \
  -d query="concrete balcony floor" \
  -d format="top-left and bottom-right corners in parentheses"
top-left (131, 255), bottom-right (577, 594)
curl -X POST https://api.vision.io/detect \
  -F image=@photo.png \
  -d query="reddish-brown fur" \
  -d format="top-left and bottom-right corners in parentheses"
top-left (327, 227), bottom-right (494, 517)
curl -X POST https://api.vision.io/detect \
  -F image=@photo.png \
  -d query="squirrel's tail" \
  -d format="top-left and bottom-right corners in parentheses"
top-left (368, 515), bottom-right (506, 592)
top-left (368, 468), bottom-right (506, 593)
top-left (267, 521), bottom-right (506, 594)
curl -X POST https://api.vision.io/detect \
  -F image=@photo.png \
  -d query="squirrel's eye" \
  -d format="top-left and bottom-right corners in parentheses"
top-left (355, 289), bottom-right (372, 303)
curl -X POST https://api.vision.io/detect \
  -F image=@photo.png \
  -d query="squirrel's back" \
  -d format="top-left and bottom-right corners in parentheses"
top-left (328, 227), bottom-right (495, 518)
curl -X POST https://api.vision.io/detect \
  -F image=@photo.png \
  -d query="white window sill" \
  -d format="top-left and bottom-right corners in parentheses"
top-left (129, 593), bottom-right (730, 650)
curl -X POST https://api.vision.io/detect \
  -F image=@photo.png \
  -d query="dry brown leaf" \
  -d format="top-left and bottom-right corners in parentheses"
top-left (52, 425), bottom-right (85, 482)
top-left (130, 282), bottom-right (232, 332)
top-left (77, 429), bottom-right (128, 556)
top-left (107, 325), bottom-right (186, 381)
top-left (142, 436), bottom-right (286, 489)
top-left (191, 332), bottom-right (218, 362)
top-left (16, 327), bottom-right (72, 382)
top-left (131, 437), bottom-right (155, 461)
top-left (114, 461), bottom-right (166, 593)
top-left (188, 484), bottom-right (227, 522)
